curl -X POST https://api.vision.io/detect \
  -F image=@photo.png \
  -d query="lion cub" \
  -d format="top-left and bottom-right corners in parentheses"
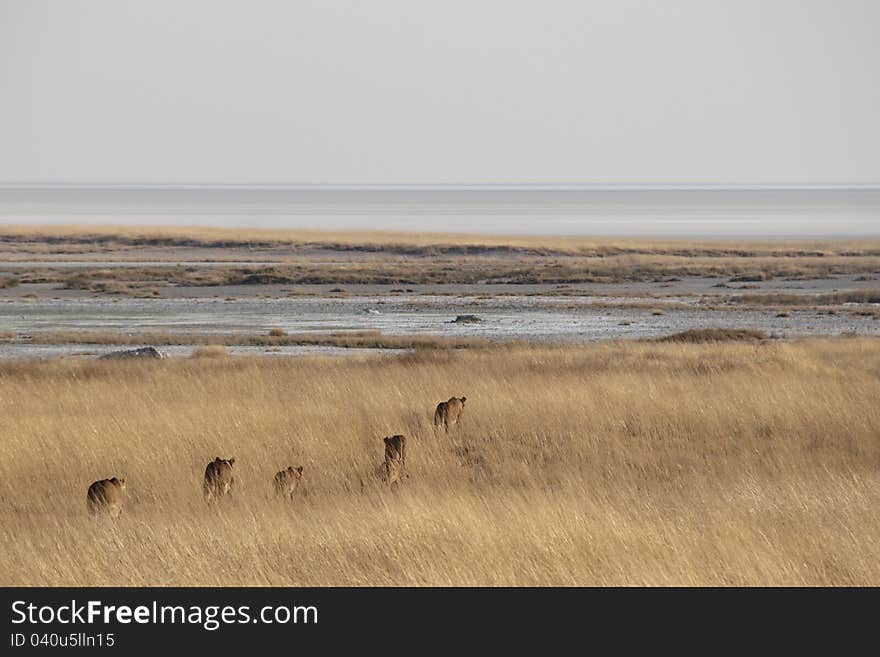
top-left (274, 466), bottom-right (304, 500)
top-left (86, 477), bottom-right (126, 518)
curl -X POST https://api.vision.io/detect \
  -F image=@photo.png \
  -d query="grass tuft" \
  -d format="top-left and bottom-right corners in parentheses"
top-left (656, 328), bottom-right (769, 343)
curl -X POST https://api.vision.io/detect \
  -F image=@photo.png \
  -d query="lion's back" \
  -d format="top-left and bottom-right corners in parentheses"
top-left (86, 477), bottom-right (126, 516)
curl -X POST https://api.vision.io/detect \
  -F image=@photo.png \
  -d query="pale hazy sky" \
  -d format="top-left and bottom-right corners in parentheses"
top-left (2, 0), bottom-right (879, 186)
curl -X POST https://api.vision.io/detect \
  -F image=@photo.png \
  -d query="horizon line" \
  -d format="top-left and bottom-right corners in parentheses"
top-left (2, 182), bottom-right (880, 192)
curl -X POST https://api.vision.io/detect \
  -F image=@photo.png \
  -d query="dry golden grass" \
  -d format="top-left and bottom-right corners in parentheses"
top-left (3, 223), bottom-right (880, 256)
top-left (729, 290), bottom-right (880, 306)
top-left (1, 338), bottom-right (879, 586)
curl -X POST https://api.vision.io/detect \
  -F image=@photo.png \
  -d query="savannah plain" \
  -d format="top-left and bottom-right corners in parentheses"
top-left (1, 227), bottom-right (879, 586)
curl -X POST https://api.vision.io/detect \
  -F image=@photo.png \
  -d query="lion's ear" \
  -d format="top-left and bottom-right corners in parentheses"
top-left (229, 458), bottom-right (236, 465)
top-left (461, 396), bottom-right (466, 403)
top-left (296, 466), bottom-right (304, 474)
top-left (120, 478), bottom-right (126, 485)
top-left (384, 437), bottom-right (391, 444)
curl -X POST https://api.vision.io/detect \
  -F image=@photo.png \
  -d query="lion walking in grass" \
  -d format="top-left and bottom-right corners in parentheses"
top-left (86, 477), bottom-right (126, 518)
top-left (203, 457), bottom-right (236, 502)
top-left (434, 396), bottom-right (466, 431)
top-left (383, 435), bottom-right (407, 487)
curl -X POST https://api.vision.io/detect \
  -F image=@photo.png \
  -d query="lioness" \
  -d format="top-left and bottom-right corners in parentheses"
top-left (274, 465), bottom-right (304, 500)
top-left (434, 396), bottom-right (466, 430)
top-left (86, 477), bottom-right (126, 518)
top-left (203, 457), bottom-right (236, 502)
top-left (383, 435), bottom-right (407, 486)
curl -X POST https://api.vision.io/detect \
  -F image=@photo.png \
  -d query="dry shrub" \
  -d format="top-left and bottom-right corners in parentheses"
top-left (656, 328), bottom-right (769, 343)
top-left (190, 345), bottom-right (228, 359)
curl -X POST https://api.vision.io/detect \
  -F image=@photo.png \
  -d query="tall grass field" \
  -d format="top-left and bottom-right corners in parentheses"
top-left (1, 338), bottom-right (878, 585)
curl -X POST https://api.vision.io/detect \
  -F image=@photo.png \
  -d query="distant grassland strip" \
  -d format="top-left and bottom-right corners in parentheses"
top-left (4, 224), bottom-right (880, 256)
top-left (2, 226), bottom-right (879, 290)
top-left (9, 329), bottom-right (492, 350)
top-left (2, 255), bottom-right (878, 290)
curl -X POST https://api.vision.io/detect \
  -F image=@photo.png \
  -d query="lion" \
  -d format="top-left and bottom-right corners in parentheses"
top-left (433, 396), bottom-right (466, 431)
top-left (274, 465), bottom-right (304, 500)
top-left (203, 457), bottom-right (236, 502)
top-left (383, 435), bottom-right (407, 487)
top-left (86, 477), bottom-right (126, 518)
